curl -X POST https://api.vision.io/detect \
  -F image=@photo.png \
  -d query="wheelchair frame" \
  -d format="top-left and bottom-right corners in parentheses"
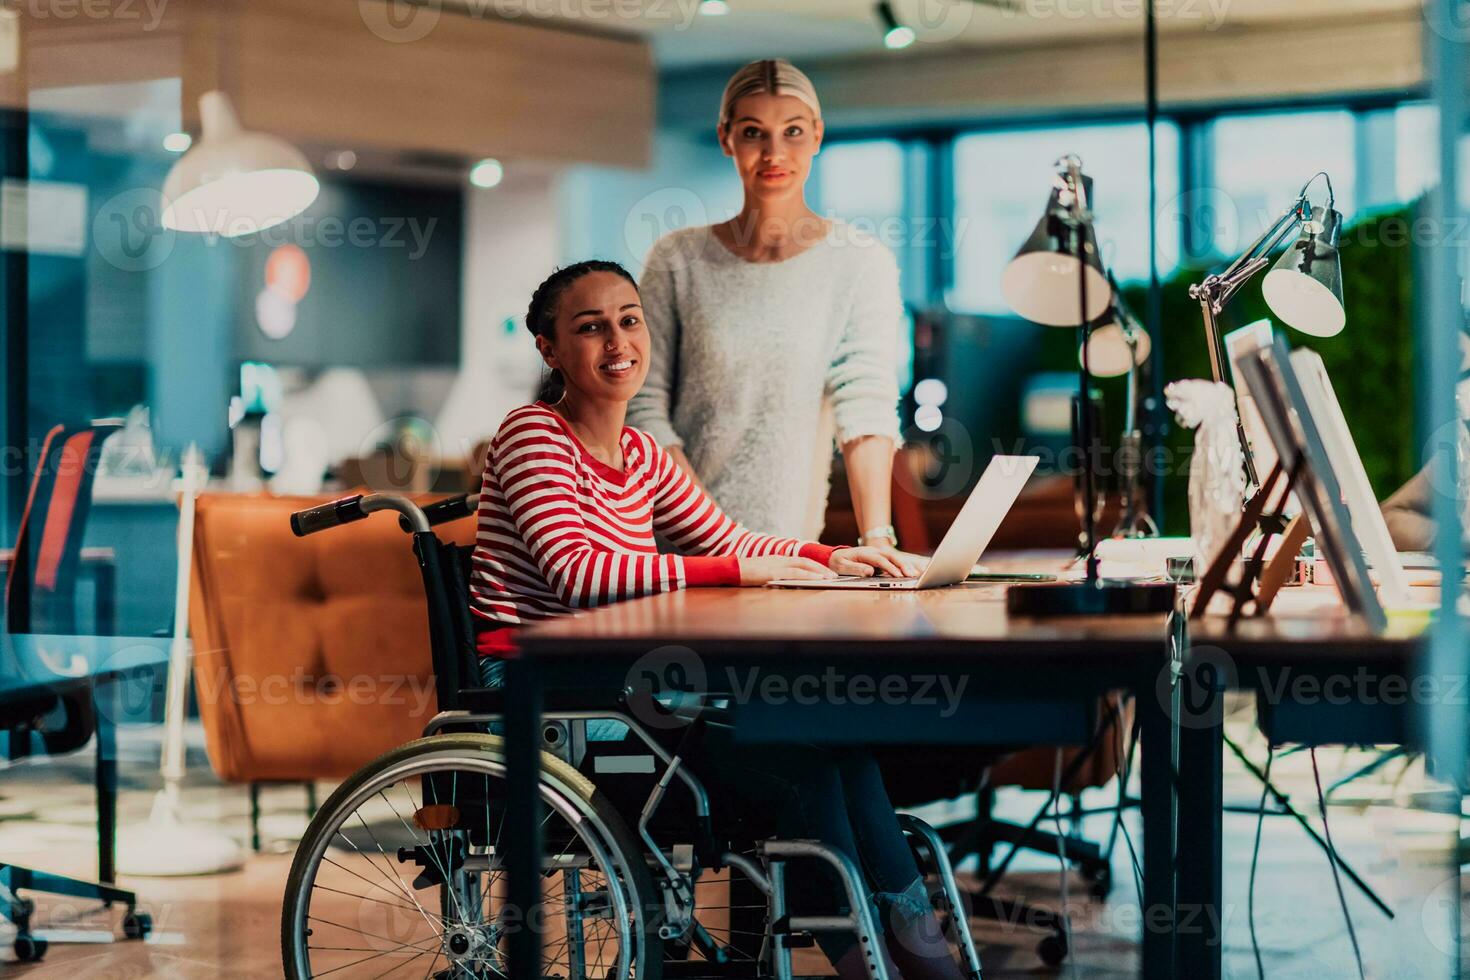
top-left (286, 490), bottom-right (983, 980)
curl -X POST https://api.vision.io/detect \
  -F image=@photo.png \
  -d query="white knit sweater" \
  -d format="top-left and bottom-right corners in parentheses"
top-left (628, 220), bottom-right (903, 540)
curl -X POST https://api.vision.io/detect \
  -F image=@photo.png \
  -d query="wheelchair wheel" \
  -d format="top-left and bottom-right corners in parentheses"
top-left (282, 733), bottom-right (663, 980)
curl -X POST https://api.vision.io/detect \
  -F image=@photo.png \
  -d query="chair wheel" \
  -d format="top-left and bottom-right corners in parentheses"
top-left (123, 911), bottom-right (153, 940)
top-left (1038, 930), bottom-right (1069, 967)
top-left (14, 933), bottom-right (48, 962)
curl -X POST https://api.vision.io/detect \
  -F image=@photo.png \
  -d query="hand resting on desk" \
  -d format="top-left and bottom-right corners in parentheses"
top-left (738, 547), bottom-right (919, 585)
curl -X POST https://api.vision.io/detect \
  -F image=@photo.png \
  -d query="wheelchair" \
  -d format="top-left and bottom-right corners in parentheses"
top-left (280, 491), bottom-right (983, 980)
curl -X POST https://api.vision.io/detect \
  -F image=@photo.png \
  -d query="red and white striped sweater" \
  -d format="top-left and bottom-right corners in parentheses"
top-left (469, 403), bottom-right (837, 630)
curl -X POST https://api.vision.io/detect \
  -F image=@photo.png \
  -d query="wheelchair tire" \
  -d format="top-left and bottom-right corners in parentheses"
top-left (281, 733), bottom-right (663, 980)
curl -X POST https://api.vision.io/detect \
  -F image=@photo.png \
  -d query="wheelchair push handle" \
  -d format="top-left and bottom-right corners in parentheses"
top-left (398, 492), bottom-right (478, 532)
top-left (290, 495), bottom-right (367, 536)
top-left (290, 493), bottom-right (434, 537)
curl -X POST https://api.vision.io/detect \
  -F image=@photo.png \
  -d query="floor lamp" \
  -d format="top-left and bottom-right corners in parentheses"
top-left (116, 446), bottom-right (244, 876)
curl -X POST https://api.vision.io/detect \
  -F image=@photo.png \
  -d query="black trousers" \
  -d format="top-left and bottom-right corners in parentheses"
top-left (685, 725), bottom-right (931, 960)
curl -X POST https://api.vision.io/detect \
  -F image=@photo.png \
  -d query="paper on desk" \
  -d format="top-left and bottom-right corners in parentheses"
top-left (1094, 537), bottom-right (1195, 579)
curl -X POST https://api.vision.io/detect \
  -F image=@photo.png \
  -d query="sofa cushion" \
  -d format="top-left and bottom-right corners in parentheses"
top-left (189, 493), bottom-right (474, 782)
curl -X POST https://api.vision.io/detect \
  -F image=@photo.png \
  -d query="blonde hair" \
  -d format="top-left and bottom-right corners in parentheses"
top-left (718, 59), bottom-right (822, 130)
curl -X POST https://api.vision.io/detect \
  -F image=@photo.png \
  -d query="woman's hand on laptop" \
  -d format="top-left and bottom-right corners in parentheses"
top-left (830, 547), bottom-right (921, 579)
top-left (739, 555), bottom-right (839, 585)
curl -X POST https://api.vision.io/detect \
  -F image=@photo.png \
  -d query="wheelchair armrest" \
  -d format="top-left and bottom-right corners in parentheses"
top-left (456, 686), bottom-right (733, 730)
top-left (457, 686), bottom-right (630, 715)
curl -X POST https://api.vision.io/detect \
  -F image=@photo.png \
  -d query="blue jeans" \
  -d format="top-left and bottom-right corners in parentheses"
top-left (478, 656), bottom-right (628, 742)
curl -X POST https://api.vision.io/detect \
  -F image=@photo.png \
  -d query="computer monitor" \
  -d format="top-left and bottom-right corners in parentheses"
top-left (1289, 349), bottom-right (1413, 607)
top-left (1233, 334), bottom-right (1388, 631)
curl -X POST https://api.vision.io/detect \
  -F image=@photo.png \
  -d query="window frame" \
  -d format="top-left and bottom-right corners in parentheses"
top-left (816, 90), bottom-right (1428, 313)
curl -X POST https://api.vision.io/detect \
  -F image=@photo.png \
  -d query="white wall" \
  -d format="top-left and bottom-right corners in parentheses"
top-left (435, 129), bottom-right (741, 467)
top-left (435, 171), bottom-right (560, 467)
top-left (556, 129), bottom-right (741, 275)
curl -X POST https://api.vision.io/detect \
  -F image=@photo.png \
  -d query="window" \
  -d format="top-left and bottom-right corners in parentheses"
top-left (1208, 109), bottom-right (1357, 260)
top-left (1389, 102), bottom-right (1470, 209)
top-left (814, 140), bottom-right (905, 226)
top-left (1394, 102), bottom-right (1438, 204)
top-left (813, 139), bottom-right (915, 391)
top-left (948, 121), bottom-right (1181, 315)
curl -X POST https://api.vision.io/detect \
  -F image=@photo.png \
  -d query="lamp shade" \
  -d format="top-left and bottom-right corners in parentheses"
top-left (162, 91), bottom-right (320, 237)
top-left (1261, 205), bottom-right (1344, 338)
top-left (1080, 320), bottom-right (1151, 378)
top-left (1002, 177), bottom-right (1111, 327)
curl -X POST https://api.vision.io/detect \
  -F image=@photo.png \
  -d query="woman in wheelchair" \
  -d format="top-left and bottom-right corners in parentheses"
top-left (466, 260), bottom-right (967, 980)
top-left (281, 260), bottom-right (977, 980)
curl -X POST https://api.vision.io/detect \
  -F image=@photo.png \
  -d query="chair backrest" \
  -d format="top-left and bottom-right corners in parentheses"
top-left (411, 536), bottom-right (481, 712)
top-left (3, 420), bottom-right (119, 758)
top-left (6, 420), bottom-right (121, 636)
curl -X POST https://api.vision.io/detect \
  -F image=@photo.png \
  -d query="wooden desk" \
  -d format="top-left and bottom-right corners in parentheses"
top-left (505, 562), bottom-right (1186, 979)
top-left (1177, 590), bottom-right (1426, 980)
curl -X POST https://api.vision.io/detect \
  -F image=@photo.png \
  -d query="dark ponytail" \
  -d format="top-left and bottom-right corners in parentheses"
top-left (525, 260), bottom-right (639, 403)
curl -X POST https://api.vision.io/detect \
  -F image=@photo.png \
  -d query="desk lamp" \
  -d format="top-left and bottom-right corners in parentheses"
top-left (1187, 172), bottom-right (1344, 489)
top-left (1002, 156), bottom-right (1176, 616)
top-left (1082, 271), bottom-right (1158, 539)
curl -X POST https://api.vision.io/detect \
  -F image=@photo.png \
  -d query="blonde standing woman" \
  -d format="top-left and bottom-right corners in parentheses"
top-left (629, 59), bottom-right (911, 561)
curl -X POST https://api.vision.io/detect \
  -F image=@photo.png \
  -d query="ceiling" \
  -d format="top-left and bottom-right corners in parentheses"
top-left (20, 0), bottom-right (1426, 185)
top-left (480, 0), bottom-right (1424, 68)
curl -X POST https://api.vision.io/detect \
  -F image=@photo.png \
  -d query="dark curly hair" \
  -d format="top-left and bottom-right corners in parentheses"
top-left (526, 260), bottom-right (639, 403)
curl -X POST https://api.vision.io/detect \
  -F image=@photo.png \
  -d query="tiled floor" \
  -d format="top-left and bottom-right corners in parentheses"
top-left (0, 709), bottom-right (1464, 978)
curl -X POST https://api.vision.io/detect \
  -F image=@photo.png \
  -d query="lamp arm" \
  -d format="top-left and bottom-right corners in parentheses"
top-left (1211, 255), bottom-right (1273, 310)
top-left (1217, 194), bottom-right (1309, 286)
top-left (1189, 192), bottom-right (1308, 316)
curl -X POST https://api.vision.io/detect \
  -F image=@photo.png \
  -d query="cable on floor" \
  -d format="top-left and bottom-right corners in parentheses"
top-left (1109, 709), bottom-right (1145, 900)
top-left (1248, 742), bottom-right (1275, 980)
top-left (1052, 747), bottom-right (1080, 980)
top-left (1311, 747), bottom-right (1367, 980)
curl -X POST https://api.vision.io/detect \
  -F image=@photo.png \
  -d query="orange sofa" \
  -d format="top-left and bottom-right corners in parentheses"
top-left (188, 493), bottom-right (476, 792)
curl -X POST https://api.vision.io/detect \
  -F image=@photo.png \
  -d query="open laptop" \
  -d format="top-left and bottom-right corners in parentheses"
top-left (768, 454), bottom-right (1039, 590)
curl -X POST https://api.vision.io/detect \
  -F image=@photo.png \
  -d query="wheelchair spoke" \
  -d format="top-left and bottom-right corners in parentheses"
top-left (343, 815), bottom-right (442, 919)
top-left (367, 951), bottom-right (431, 979)
top-left (289, 745), bottom-right (640, 980)
top-left (310, 940), bottom-right (437, 979)
top-left (382, 785), bottom-right (471, 927)
top-left (321, 853), bottom-right (424, 916)
top-left (309, 943), bottom-right (437, 956)
top-left (337, 821), bottom-right (445, 938)
top-left (313, 883), bottom-right (426, 919)
top-left (309, 916), bottom-right (441, 954)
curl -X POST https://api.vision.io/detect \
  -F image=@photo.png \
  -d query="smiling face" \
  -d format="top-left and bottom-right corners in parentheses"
top-left (719, 92), bottom-right (823, 204)
top-left (536, 271), bottom-right (649, 404)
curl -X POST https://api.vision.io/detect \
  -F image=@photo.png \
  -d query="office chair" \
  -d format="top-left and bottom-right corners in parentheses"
top-left (0, 420), bottom-right (151, 963)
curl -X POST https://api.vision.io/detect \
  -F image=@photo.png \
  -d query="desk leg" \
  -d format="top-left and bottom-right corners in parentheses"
top-left (1173, 660), bottom-right (1224, 980)
top-left (504, 654), bottom-right (543, 980)
top-left (94, 678), bottom-right (118, 885)
top-left (1138, 671), bottom-right (1176, 980)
